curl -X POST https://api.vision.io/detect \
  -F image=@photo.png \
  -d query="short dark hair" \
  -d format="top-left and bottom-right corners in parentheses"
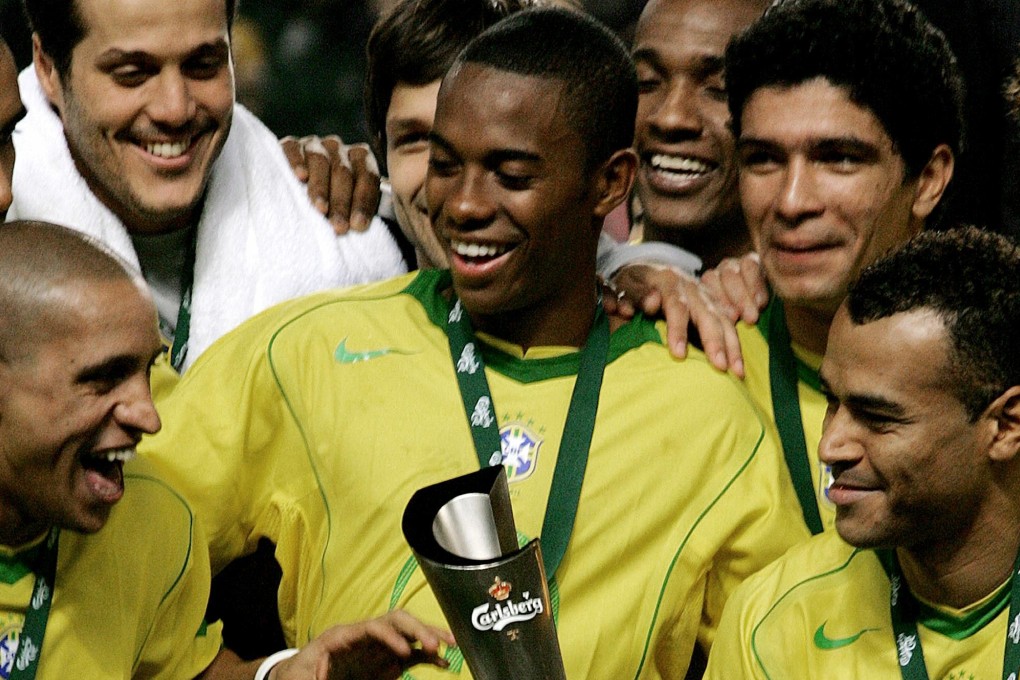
top-left (22, 0), bottom-right (240, 77)
top-left (847, 227), bottom-right (1020, 420)
top-left (454, 7), bottom-right (637, 169)
top-left (365, 0), bottom-right (537, 162)
top-left (726, 0), bottom-right (966, 178)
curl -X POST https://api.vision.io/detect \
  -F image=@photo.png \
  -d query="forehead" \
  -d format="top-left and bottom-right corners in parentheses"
top-left (823, 307), bottom-right (951, 395)
top-left (386, 81), bottom-right (442, 131)
top-left (741, 78), bottom-right (897, 153)
top-left (634, 0), bottom-right (762, 65)
top-left (434, 64), bottom-right (578, 159)
top-left (74, 0), bottom-right (228, 54)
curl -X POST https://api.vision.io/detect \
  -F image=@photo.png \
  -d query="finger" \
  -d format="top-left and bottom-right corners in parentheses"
top-left (280, 135), bottom-right (309, 182)
top-left (324, 140), bottom-right (355, 235)
top-left (698, 268), bottom-right (740, 322)
top-left (687, 293), bottom-right (743, 374)
top-left (344, 143), bottom-right (382, 233)
top-left (639, 289), bottom-right (663, 317)
top-left (300, 135), bottom-right (333, 220)
top-left (739, 251), bottom-right (769, 320)
top-left (660, 289), bottom-right (690, 359)
top-left (716, 260), bottom-right (757, 323)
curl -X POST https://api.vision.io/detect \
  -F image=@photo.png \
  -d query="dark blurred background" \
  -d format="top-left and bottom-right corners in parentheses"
top-left (1, 0), bottom-right (1017, 236)
top-left (0, 0), bottom-right (649, 143)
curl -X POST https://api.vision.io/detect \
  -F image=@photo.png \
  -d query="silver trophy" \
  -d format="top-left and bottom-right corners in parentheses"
top-left (402, 466), bottom-right (567, 680)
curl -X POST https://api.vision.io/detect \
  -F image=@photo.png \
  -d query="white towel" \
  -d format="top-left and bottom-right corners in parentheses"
top-left (10, 67), bottom-right (406, 370)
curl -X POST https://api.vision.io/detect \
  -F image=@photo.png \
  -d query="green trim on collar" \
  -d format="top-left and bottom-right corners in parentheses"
top-left (404, 269), bottom-right (663, 383)
top-left (875, 549), bottom-right (1012, 640)
top-left (758, 297), bottom-right (823, 393)
top-left (0, 537), bottom-right (47, 586)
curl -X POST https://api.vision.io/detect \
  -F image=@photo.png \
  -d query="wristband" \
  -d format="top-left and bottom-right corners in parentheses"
top-left (254, 648), bottom-right (299, 680)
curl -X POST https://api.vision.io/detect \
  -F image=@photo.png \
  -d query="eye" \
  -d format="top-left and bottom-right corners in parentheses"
top-left (738, 148), bottom-right (781, 173)
top-left (427, 154), bottom-right (458, 177)
top-left (111, 65), bottom-right (153, 88)
top-left (183, 50), bottom-right (229, 80)
top-left (496, 170), bottom-right (533, 191)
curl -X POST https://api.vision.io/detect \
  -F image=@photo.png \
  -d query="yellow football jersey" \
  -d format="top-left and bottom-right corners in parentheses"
top-left (143, 269), bottom-right (810, 679)
top-left (0, 459), bottom-right (221, 679)
top-left (706, 530), bottom-right (1011, 679)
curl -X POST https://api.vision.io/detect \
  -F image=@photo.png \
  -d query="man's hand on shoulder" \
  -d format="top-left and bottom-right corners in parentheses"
top-left (699, 252), bottom-right (770, 325)
top-left (605, 263), bottom-right (746, 377)
top-left (280, 135), bottom-right (382, 235)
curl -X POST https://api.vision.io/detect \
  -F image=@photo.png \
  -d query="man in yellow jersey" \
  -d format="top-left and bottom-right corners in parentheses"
top-left (142, 8), bottom-right (809, 679)
top-left (714, 0), bottom-right (962, 535)
top-left (706, 226), bottom-right (1020, 679)
top-left (0, 221), bottom-right (451, 679)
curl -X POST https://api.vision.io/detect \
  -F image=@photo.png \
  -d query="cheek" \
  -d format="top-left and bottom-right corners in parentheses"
top-left (195, 78), bottom-right (235, 123)
top-left (388, 151), bottom-right (429, 205)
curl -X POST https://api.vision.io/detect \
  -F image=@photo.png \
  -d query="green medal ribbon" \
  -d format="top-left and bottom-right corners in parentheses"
top-left (442, 293), bottom-right (609, 580)
top-left (10, 528), bottom-right (59, 680)
top-left (168, 228), bottom-right (198, 372)
top-left (766, 297), bottom-right (825, 535)
top-left (884, 546), bottom-right (1020, 680)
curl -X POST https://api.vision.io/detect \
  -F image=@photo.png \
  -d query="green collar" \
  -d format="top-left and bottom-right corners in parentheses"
top-left (404, 269), bottom-right (663, 383)
top-left (875, 549), bottom-right (1012, 640)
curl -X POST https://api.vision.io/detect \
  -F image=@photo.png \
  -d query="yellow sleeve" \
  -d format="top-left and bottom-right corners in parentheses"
top-left (703, 572), bottom-right (770, 680)
top-left (140, 303), bottom-right (312, 574)
top-left (698, 420), bottom-right (810, 653)
top-left (133, 512), bottom-right (224, 679)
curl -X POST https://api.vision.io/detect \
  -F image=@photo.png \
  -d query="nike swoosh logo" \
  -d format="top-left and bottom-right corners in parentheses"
top-left (813, 621), bottom-right (878, 650)
top-left (334, 338), bottom-right (412, 364)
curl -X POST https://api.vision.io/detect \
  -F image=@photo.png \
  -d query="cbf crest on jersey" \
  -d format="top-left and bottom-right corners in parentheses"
top-left (0, 612), bottom-right (21, 679)
top-left (499, 423), bottom-right (543, 483)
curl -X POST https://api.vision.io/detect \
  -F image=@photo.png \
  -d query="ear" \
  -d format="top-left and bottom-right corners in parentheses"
top-left (985, 386), bottom-right (1020, 463)
top-left (910, 143), bottom-right (954, 223)
top-left (32, 33), bottom-right (65, 111)
top-left (591, 148), bottom-right (638, 221)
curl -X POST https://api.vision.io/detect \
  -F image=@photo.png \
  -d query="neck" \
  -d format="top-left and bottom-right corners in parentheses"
top-left (643, 212), bottom-right (750, 270)
top-left (783, 302), bottom-right (837, 356)
top-left (897, 509), bottom-right (1020, 609)
top-left (0, 506), bottom-right (50, 549)
top-left (468, 282), bottom-right (599, 351)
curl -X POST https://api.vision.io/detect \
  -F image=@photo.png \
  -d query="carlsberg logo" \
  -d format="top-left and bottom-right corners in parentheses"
top-left (471, 593), bottom-right (544, 632)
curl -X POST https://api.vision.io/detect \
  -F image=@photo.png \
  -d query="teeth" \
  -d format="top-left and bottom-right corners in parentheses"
top-left (146, 140), bottom-right (189, 159)
top-left (94, 448), bottom-right (136, 463)
top-left (451, 240), bottom-right (509, 258)
top-left (650, 154), bottom-right (710, 174)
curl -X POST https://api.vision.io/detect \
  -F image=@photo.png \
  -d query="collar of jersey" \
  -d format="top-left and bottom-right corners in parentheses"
top-left (0, 531), bottom-right (50, 585)
top-left (757, 296), bottom-right (823, 392)
top-left (875, 548), bottom-right (1012, 640)
top-left (404, 269), bottom-right (662, 383)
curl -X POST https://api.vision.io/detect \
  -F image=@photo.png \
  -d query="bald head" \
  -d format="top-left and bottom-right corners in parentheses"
top-left (0, 221), bottom-right (149, 363)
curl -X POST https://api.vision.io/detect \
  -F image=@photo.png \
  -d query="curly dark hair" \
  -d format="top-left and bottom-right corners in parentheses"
top-left (847, 226), bottom-right (1020, 420)
top-left (365, 0), bottom-right (539, 162)
top-left (725, 0), bottom-right (965, 179)
top-left (22, 0), bottom-right (240, 78)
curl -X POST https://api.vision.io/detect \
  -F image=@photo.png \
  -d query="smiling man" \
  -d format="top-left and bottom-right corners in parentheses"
top-left (716, 0), bottom-right (963, 536)
top-left (0, 221), bottom-right (451, 680)
top-left (142, 9), bottom-right (807, 679)
top-left (11, 0), bottom-right (404, 378)
top-left (705, 227), bottom-right (1020, 679)
top-left (631, 0), bottom-right (768, 268)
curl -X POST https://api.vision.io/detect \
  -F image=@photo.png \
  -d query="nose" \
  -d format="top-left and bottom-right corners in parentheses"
top-left (114, 375), bottom-right (162, 437)
top-left (644, 79), bottom-right (702, 140)
top-left (817, 404), bottom-right (859, 468)
top-left (443, 167), bottom-right (497, 228)
top-left (775, 157), bottom-right (824, 225)
top-left (148, 70), bottom-right (197, 128)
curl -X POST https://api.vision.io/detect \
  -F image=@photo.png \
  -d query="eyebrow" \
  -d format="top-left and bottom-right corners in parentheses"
top-left (428, 131), bottom-right (542, 165)
top-left (737, 135), bottom-right (881, 157)
top-left (819, 377), bottom-right (906, 417)
top-left (95, 40), bottom-right (230, 68)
